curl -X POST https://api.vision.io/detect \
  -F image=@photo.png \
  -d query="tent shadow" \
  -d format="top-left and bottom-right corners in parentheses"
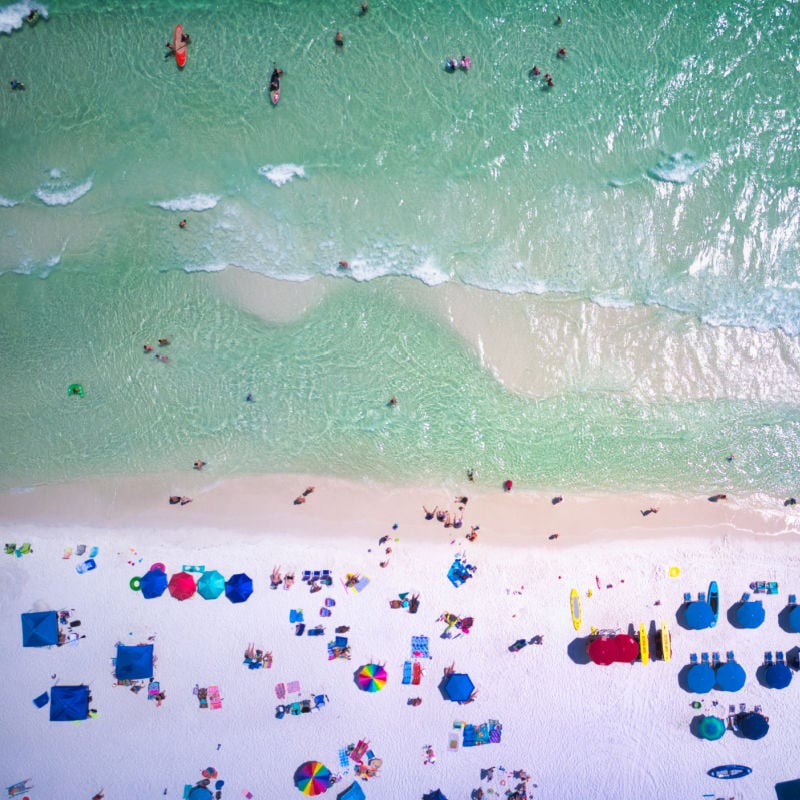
top-left (566, 637), bottom-right (591, 665)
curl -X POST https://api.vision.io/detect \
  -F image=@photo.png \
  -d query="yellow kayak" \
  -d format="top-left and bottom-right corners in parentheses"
top-left (661, 620), bottom-right (671, 662)
top-left (639, 622), bottom-right (649, 665)
top-left (570, 588), bottom-right (582, 631)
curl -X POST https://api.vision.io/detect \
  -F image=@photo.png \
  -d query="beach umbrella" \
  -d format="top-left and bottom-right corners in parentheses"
top-left (443, 672), bottom-right (475, 703)
top-left (613, 634), bottom-right (640, 663)
top-left (715, 661), bottom-right (746, 692)
top-left (294, 761), bottom-right (332, 795)
top-left (788, 605), bottom-right (800, 633)
top-left (49, 685), bottom-right (89, 721)
top-left (140, 568), bottom-right (168, 599)
top-left (422, 792), bottom-right (449, 800)
top-left (225, 572), bottom-right (253, 604)
top-left (739, 711), bottom-right (769, 740)
top-left (356, 663), bottom-right (388, 692)
top-left (685, 601), bottom-right (714, 630)
top-left (697, 715), bottom-right (726, 741)
top-left (168, 571), bottom-right (197, 601)
top-left (21, 610), bottom-right (59, 647)
top-left (687, 663), bottom-right (715, 694)
top-left (187, 788), bottom-right (213, 800)
top-left (765, 662), bottom-right (792, 690)
top-left (587, 637), bottom-right (616, 666)
top-left (736, 600), bottom-right (765, 629)
top-left (197, 570), bottom-right (226, 600)
top-left (336, 782), bottom-right (366, 800)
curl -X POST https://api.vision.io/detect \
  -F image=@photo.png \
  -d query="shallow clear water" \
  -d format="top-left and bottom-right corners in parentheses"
top-left (1, 0), bottom-right (799, 493)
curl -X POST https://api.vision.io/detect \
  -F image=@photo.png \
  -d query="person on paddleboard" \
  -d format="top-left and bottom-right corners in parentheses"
top-left (269, 67), bottom-right (284, 93)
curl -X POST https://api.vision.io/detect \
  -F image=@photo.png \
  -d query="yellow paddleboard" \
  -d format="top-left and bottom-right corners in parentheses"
top-left (639, 622), bottom-right (649, 665)
top-left (570, 588), bottom-right (582, 631)
top-left (661, 620), bottom-right (671, 662)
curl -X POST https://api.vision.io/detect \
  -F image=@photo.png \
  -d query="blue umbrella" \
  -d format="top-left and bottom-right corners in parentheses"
top-left (739, 711), bottom-right (769, 740)
top-left (443, 673), bottom-right (475, 702)
top-left (715, 661), bottom-right (746, 692)
top-left (789, 605), bottom-right (800, 633)
top-left (140, 569), bottom-right (168, 599)
top-left (225, 572), bottom-right (253, 604)
top-left (685, 601), bottom-right (713, 630)
top-left (687, 663), bottom-right (715, 693)
top-left (765, 662), bottom-right (792, 689)
top-left (736, 601), bottom-right (765, 629)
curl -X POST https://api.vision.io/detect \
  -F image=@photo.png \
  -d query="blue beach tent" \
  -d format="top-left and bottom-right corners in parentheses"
top-left (685, 601), bottom-right (713, 630)
top-left (21, 610), bottom-right (58, 647)
top-left (687, 663), bottom-right (715, 693)
top-left (736, 600), bottom-right (765, 629)
top-left (49, 684), bottom-right (89, 721)
top-left (114, 643), bottom-right (154, 680)
top-left (225, 572), bottom-right (253, 604)
top-left (766, 662), bottom-right (792, 690)
top-left (715, 661), bottom-right (746, 692)
top-left (140, 569), bottom-right (168, 599)
top-left (789, 605), bottom-right (800, 633)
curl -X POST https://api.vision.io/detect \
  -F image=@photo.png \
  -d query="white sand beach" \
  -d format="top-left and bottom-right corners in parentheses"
top-left (2, 477), bottom-right (799, 799)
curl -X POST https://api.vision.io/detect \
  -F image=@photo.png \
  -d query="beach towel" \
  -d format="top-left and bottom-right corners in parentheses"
top-left (208, 685), bottom-right (222, 710)
top-left (148, 680), bottom-right (160, 699)
top-left (402, 661), bottom-right (413, 684)
top-left (412, 661), bottom-right (422, 685)
top-left (290, 609), bottom-right (304, 623)
top-left (275, 682), bottom-right (286, 699)
top-left (339, 748), bottom-right (351, 770)
top-left (286, 680), bottom-right (301, 695)
top-left (411, 635), bottom-right (430, 659)
top-left (354, 576), bottom-right (370, 592)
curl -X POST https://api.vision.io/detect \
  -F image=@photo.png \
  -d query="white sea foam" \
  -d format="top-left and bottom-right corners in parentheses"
top-left (258, 164), bottom-right (306, 187)
top-left (34, 175), bottom-right (93, 206)
top-left (152, 194), bottom-right (220, 212)
top-left (646, 152), bottom-right (706, 184)
top-left (0, 1), bottom-right (48, 35)
top-left (0, 195), bottom-right (18, 207)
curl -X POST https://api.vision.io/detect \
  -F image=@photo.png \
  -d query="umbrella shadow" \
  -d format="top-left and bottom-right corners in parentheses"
top-left (727, 602), bottom-right (743, 628)
top-left (778, 605), bottom-right (795, 633)
top-left (677, 663), bottom-right (694, 693)
top-left (689, 713), bottom-right (712, 740)
top-left (675, 603), bottom-right (694, 630)
top-left (566, 636), bottom-right (591, 665)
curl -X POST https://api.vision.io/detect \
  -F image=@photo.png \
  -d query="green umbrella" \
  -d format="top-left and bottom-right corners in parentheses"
top-left (197, 570), bottom-right (226, 600)
top-left (697, 715), bottom-right (726, 741)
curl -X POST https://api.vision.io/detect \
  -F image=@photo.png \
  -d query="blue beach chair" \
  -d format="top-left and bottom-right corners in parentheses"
top-left (690, 653), bottom-right (698, 665)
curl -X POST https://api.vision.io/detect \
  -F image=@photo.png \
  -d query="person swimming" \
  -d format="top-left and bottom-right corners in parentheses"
top-left (10, 79), bottom-right (26, 91)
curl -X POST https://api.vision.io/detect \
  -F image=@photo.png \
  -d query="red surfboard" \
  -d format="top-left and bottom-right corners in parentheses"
top-left (174, 25), bottom-right (187, 68)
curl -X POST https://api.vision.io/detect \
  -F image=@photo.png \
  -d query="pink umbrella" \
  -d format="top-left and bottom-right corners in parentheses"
top-left (168, 571), bottom-right (196, 600)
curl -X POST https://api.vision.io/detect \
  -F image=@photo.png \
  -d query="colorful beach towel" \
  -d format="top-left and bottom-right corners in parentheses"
top-left (208, 685), bottom-right (222, 710)
top-left (411, 635), bottom-right (430, 659)
top-left (286, 679), bottom-right (301, 695)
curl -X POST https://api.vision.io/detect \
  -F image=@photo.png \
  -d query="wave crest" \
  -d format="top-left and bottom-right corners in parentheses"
top-left (646, 152), bottom-right (706, 184)
top-left (258, 163), bottom-right (306, 187)
top-left (0, 2), bottom-right (48, 35)
top-left (152, 194), bottom-right (220, 212)
top-left (34, 174), bottom-right (93, 206)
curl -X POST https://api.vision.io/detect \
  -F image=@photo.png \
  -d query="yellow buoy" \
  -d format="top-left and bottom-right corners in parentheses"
top-left (668, 566), bottom-right (680, 578)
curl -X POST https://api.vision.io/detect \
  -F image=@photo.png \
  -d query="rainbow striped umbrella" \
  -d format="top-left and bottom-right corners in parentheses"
top-left (355, 663), bottom-right (388, 692)
top-left (294, 761), bottom-right (332, 795)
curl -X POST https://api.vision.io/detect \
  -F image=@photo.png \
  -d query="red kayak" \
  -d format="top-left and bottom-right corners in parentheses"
top-left (174, 25), bottom-right (187, 68)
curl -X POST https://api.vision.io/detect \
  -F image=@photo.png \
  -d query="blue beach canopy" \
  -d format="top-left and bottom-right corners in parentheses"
top-left (422, 792), bottom-right (449, 800)
top-left (337, 782), bottom-right (367, 800)
top-left (114, 643), bottom-right (154, 680)
top-left (225, 572), bottom-right (253, 604)
top-left (685, 601), bottom-right (714, 630)
top-left (715, 661), bottom-right (746, 692)
top-left (765, 662), bottom-right (792, 690)
top-left (197, 570), bottom-right (226, 600)
top-left (140, 569), bottom-right (168, 599)
top-left (687, 663), bottom-right (715, 693)
top-left (21, 610), bottom-right (58, 647)
top-left (739, 711), bottom-right (769, 740)
top-left (443, 672), bottom-right (475, 702)
top-left (49, 684), bottom-right (89, 721)
top-left (736, 600), bottom-right (765, 629)
top-left (789, 605), bottom-right (800, 633)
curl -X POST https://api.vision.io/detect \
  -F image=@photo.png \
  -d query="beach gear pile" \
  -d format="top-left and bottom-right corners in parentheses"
top-left (461, 719), bottom-right (503, 747)
top-left (447, 556), bottom-right (476, 587)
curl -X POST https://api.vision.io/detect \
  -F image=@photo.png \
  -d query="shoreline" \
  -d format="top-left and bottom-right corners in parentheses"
top-left (2, 472), bottom-right (798, 547)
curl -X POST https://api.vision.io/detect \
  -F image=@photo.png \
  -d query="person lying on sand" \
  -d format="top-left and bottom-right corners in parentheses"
top-left (294, 496), bottom-right (306, 505)
top-left (423, 505), bottom-right (437, 520)
top-left (283, 572), bottom-right (294, 589)
top-left (303, 486), bottom-right (315, 496)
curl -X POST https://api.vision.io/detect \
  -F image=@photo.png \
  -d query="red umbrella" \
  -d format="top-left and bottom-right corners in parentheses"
top-left (614, 634), bottom-right (640, 663)
top-left (168, 571), bottom-right (197, 600)
top-left (587, 637), bottom-right (616, 666)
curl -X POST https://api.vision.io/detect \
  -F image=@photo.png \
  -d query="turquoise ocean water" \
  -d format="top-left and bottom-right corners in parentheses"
top-left (1, 0), bottom-right (799, 493)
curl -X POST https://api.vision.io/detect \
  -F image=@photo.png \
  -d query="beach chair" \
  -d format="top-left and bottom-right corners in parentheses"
top-left (683, 592), bottom-right (691, 603)
top-left (402, 661), bottom-right (413, 685)
top-left (698, 592), bottom-right (706, 603)
top-left (412, 661), bottom-right (422, 685)
top-left (301, 571), bottom-right (311, 582)
top-left (338, 748), bottom-right (350, 769)
top-left (789, 594), bottom-right (797, 606)
top-left (690, 653), bottom-right (698, 665)
top-left (712, 652), bottom-right (721, 666)
top-left (726, 651), bottom-right (735, 662)
top-left (701, 652), bottom-right (710, 665)
top-left (741, 592), bottom-right (750, 601)
top-left (764, 651), bottom-right (774, 666)
top-left (320, 607), bottom-right (332, 617)
top-left (776, 651), bottom-right (785, 664)
top-left (768, 581), bottom-right (779, 594)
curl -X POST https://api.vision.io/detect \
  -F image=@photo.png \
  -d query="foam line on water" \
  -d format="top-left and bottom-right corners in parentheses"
top-left (34, 174), bottom-right (93, 206)
top-left (151, 194), bottom-right (221, 212)
top-left (257, 164), bottom-right (306, 187)
top-left (0, 1), bottom-right (48, 35)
